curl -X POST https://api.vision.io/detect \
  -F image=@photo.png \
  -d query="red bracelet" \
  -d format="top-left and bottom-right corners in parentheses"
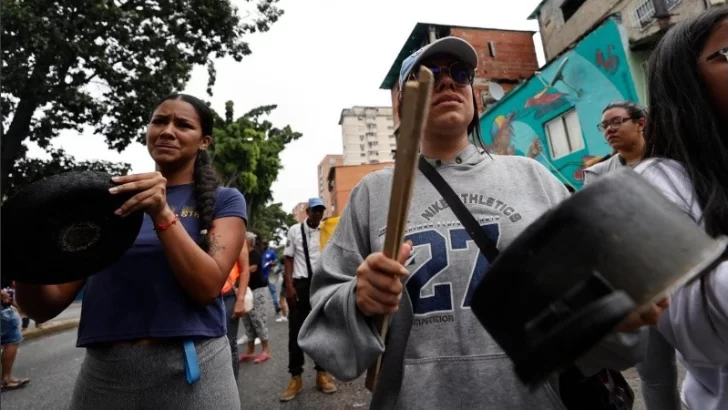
top-left (154, 214), bottom-right (179, 231)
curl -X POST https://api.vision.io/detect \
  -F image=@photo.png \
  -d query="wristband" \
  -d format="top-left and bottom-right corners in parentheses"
top-left (154, 214), bottom-right (179, 231)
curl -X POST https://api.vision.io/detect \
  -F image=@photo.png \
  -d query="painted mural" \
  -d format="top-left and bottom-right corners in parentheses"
top-left (480, 17), bottom-right (639, 189)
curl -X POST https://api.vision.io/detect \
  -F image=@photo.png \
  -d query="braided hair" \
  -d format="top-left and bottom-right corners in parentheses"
top-left (153, 93), bottom-right (219, 252)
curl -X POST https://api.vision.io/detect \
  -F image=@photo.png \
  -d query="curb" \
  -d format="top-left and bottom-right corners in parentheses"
top-left (22, 319), bottom-right (79, 342)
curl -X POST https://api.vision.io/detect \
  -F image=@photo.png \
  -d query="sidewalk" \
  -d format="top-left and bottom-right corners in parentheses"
top-left (21, 302), bottom-right (82, 342)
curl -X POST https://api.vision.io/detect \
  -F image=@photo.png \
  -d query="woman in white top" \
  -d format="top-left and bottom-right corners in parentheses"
top-left (637, 6), bottom-right (728, 410)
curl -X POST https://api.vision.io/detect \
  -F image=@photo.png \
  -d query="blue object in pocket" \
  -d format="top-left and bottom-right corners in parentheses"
top-left (183, 339), bottom-right (201, 384)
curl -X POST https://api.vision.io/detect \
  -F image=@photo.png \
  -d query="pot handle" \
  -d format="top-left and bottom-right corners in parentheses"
top-left (524, 271), bottom-right (618, 342)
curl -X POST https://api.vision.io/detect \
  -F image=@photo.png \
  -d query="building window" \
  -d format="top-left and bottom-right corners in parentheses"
top-left (633, 0), bottom-right (680, 30)
top-left (360, 153), bottom-right (366, 157)
top-left (560, 0), bottom-right (586, 22)
top-left (488, 41), bottom-right (497, 58)
top-left (544, 110), bottom-right (585, 159)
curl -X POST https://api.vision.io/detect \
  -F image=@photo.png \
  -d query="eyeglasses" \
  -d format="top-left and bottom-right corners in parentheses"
top-left (408, 62), bottom-right (475, 86)
top-left (597, 116), bottom-right (635, 132)
top-left (703, 46), bottom-right (728, 63)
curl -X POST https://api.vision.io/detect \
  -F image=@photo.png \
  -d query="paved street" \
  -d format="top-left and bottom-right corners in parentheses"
top-left (2, 291), bottom-right (685, 410)
top-left (2, 289), bottom-right (372, 410)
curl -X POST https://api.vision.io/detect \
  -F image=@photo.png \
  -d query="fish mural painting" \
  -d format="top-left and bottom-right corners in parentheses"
top-left (479, 17), bottom-right (639, 189)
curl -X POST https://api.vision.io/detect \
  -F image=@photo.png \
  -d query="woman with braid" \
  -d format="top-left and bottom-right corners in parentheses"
top-left (16, 93), bottom-right (247, 408)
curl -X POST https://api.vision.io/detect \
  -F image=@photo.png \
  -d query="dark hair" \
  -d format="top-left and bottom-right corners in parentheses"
top-left (152, 93), bottom-right (219, 252)
top-left (644, 6), bottom-right (728, 333)
top-left (602, 101), bottom-right (648, 121)
top-left (645, 7), bottom-right (728, 236)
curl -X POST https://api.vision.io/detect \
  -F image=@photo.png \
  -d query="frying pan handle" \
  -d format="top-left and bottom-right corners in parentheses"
top-left (524, 271), bottom-right (617, 342)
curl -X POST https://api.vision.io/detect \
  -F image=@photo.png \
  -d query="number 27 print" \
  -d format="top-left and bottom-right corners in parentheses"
top-left (404, 223), bottom-right (500, 315)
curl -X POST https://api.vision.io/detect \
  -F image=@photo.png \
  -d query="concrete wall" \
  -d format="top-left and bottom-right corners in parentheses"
top-left (479, 18), bottom-right (638, 189)
top-left (535, 0), bottom-right (710, 62)
top-left (535, 0), bottom-right (622, 61)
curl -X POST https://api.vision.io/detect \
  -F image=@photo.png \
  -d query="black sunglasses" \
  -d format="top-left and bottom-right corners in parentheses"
top-left (408, 61), bottom-right (475, 86)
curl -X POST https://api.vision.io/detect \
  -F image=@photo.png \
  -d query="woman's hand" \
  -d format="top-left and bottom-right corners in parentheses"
top-left (355, 242), bottom-right (412, 317)
top-left (615, 297), bottom-right (670, 333)
top-left (232, 299), bottom-right (246, 318)
top-left (109, 172), bottom-right (172, 222)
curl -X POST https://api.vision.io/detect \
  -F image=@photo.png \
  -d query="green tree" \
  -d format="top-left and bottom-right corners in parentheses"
top-left (210, 101), bottom-right (302, 222)
top-left (1, 0), bottom-right (284, 197)
top-left (248, 202), bottom-right (296, 246)
top-left (4, 149), bottom-right (133, 200)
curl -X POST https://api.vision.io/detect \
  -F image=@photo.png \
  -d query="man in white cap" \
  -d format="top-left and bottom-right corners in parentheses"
top-left (280, 198), bottom-right (336, 401)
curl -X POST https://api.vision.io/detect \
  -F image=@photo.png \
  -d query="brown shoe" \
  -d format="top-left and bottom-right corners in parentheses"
top-left (280, 376), bottom-right (303, 402)
top-left (316, 371), bottom-right (337, 394)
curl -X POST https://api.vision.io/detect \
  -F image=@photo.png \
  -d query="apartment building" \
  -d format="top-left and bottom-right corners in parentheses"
top-left (529, 0), bottom-right (720, 63)
top-left (380, 22), bottom-right (541, 126)
top-left (317, 154), bottom-right (343, 218)
top-left (339, 106), bottom-right (397, 166)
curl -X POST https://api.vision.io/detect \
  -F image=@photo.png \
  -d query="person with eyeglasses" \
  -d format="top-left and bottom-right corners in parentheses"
top-left (633, 7), bottom-right (728, 410)
top-left (583, 101), bottom-right (647, 185)
top-left (296, 36), bottom-right (662, 410)
top-left (584, 100), bottom-right (681, 410)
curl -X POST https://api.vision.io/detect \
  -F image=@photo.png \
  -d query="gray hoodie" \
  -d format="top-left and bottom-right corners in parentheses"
top-left (299, 145), bottom-right (644, 409)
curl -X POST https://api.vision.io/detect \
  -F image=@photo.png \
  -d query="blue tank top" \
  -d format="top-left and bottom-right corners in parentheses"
top-left (77, 184), bottom-right (247, 347)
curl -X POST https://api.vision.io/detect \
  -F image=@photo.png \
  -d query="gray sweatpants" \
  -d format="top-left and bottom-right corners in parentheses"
top-left (69, 336), bottom-right (240, 409)
top-left (241, 287), bottom-right (269, 342)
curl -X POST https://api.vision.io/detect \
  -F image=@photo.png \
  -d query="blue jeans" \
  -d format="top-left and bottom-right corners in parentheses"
top-left (222, 292), bottom-right (240, 380)
top-left (1, 307), bottom-right (23, 345)
top-left (268, 281), bottom-right (280, 313)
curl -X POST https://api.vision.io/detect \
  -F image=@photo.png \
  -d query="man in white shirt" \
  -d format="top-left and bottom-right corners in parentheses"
top-left (280, 198), bottom-right (337, 401)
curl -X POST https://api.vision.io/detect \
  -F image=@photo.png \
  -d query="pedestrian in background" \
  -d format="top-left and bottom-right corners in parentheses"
top-left (239, 232), bottom-right (272, 364)
top-left (279, 198), bottom-right (337, 402)
top-left (260, 239), bottom-right (284, 321)
top-left (1, 284), bottom-right (30, 392)
top-left (585, 101), bottom-right (681, 410)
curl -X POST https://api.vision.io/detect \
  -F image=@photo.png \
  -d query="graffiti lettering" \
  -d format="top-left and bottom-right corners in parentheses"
top-left (596, 45), bottom-right (619, 74)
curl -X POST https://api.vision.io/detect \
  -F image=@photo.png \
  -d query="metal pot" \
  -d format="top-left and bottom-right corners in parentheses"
top-left (471, 167), bottom-right (728, 387)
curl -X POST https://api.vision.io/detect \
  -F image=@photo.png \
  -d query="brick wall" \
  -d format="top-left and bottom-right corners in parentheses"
top-left (330, 163), bottom-right (393, 217)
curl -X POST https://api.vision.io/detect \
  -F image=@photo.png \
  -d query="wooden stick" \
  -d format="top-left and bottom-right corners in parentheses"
top-left (364, 66), bottom-right (434, 392)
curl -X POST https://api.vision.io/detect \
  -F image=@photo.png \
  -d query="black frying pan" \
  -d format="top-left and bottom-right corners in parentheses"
top-left (1, 171), bottom-right (144, 284)
top-left (470, 167), bottom-right (728, 387)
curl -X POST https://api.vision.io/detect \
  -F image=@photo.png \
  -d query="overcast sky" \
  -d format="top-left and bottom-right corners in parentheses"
top-left (26, 0), bottom-right (545, 214)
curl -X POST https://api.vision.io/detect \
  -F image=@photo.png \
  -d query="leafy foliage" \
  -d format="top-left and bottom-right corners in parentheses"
top-left (247, 202), bottom-right (297, 246)
top-left (1, 0), bottom-right (283, 196)
top-left (210, 101), bottom-right (302, 224)
top-left (4, 149), bottom-right (132, 200)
